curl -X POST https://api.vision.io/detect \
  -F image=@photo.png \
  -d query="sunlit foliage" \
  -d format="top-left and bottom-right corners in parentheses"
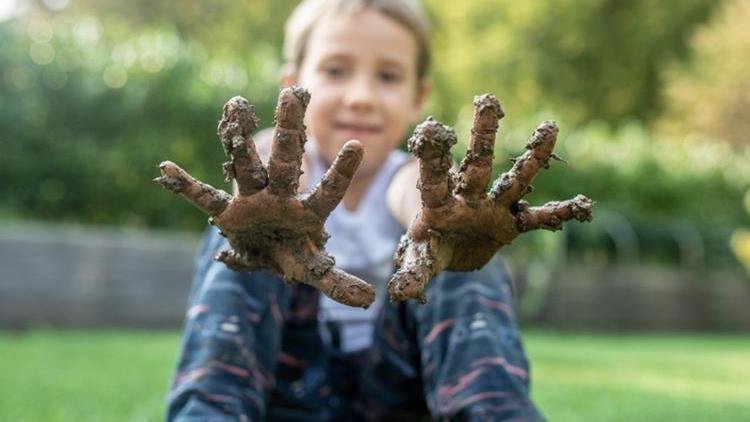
top-left (657, 0), bottom-right (750, 146)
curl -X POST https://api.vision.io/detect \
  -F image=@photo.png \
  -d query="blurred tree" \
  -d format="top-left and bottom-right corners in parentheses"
top-left (64, 0), bottom-right (297, 59)
top-left (657, 0), bottom-right (750, 146)
top-left (488, 119), bottom-right (750, 268)
top-left (731, 190), bottom-right (750, 272)
top-left (424, 0), bottom-right (721, 126)
top-left (34, 0), bottom-right (724, 127)
top-left (0, 14), bottom-right (280, 229)
top-left (1, 0), bottom-right (747, 271)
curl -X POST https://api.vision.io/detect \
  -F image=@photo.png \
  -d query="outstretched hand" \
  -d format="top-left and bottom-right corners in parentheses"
top-left (388, 94), bottom-right (593, 302)
top-left (154, 87), bottom-right (375, 308)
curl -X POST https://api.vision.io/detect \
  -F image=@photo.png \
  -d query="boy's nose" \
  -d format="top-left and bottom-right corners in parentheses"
top-left (344, 76), bottom-right (377, 112)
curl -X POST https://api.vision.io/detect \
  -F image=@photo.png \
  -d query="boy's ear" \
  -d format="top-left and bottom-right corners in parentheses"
top-left (280, 64), bottom-right (298, 88)
top-left (411, 80), bottom-right (432, 123)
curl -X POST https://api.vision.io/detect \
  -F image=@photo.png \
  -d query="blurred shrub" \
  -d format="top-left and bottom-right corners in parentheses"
top-left (1, 0), bottom-right (746, 273)
top-left (453, 117), bottom-right (750, 268)
top-left (0, 15), bottom-right (280, 230)
top-left (657, 0), bottom-right (750, 146)
top-left (425, 0), bottom-right (721, 127)
top-left (66, 0), bottom-right (296, 62)
top-left (731, 191), bottom-right (750, 272)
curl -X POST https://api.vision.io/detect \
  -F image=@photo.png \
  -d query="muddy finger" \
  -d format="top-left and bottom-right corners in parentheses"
top-left (490, 121), bottom-right (558, 206)
top-left (217, 96), bottom-right (268, 196)
top-left (154, 161), bottom-right (231, 216)
top-left (268, 86), bottom-right (310, 197)
top-left (304, 140), bottom-right (363, 218)
top-left (408, 117), bottom-right (457, 209)
top-left (455, 94), bottom-right (504, 202)
top-left (514, 194), bottom-right (593, 232)
top-left (314, 268), bottom-right (375, 309)
top-left (387, 231), bottom-right (452, 303)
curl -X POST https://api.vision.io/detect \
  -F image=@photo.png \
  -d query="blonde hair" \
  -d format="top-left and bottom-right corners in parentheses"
top-left (283, 0), bottom-right (432, 80)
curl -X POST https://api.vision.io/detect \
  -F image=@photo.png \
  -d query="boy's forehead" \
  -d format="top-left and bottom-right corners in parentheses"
top-left (305, 10), bottom-right (419, 66)
top-left (311, 46), bottom-right (414, 69)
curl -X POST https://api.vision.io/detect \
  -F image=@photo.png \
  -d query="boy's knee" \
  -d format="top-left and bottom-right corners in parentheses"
top-left (192, 258), bottom-right (289, 312)
top-left (422, 257), bottom-right (514, 317)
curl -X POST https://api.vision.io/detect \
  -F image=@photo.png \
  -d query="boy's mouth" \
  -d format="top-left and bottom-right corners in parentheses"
top-left (334, 122), bottom-right (382, 138)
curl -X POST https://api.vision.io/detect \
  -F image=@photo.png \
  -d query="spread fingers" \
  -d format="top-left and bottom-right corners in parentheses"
top-left (154, 161), bottom-right (231, 216)
top-left (268, 87), bottom-right (310, 197)
top-left (408, 117), bottom-right (457, 209)
top-left (456, 94), bottom-right (505, 201)
top-left (217, 96), bottom-right (268, 196)
top-left (304, 140), bottom-right (364, 218)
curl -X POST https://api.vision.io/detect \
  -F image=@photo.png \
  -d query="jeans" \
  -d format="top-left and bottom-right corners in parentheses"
top-left (166, 227), bottom-right (543, 421)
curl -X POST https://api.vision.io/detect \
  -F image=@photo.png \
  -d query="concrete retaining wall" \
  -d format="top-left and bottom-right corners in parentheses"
top-left (1, 223), bottom-right (748, 331)
top-left (0, 223), bottom-right (198, 328)
top-left (535, 264), bottom-right (750, 331)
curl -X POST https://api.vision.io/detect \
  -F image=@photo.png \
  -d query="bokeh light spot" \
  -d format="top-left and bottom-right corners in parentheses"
top-left (103, 65), bottom-right (127, 89)
top-left (112, 44), bottom-right (137, 68)
top-left (224, 64), bottom-right (248, 90)
top-left (29, 42), bottom-right (55, 65)
top-left (140, 50), bottom-right (165, 73)
top-left (41, 0), bottom-right (69, 11)
top-left (73, 16), bottom-right (101, 48)
top-left (27, 18), bottom-right (53, 43)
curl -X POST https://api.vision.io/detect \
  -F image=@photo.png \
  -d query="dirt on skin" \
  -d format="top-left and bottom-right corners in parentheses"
top-left (388, 94), bottom-right (593, 303)
top-left (155, 87), bottom-right (374, 308)
top-left (155, 89), bottom-right (593, 308)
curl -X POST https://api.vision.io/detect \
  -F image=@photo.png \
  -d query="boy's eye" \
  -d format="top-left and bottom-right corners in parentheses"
top-left (323, 66), bottom-right (347, 78)
top-left (379, 70), bottom-right (402, 83)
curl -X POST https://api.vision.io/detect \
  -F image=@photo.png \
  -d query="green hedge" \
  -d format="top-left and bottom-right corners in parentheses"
top-left (1, 3), bottom-right (747, 269)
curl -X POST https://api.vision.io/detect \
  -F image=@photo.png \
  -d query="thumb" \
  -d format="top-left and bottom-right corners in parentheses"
top-left (388, 233), bottom-right (451, 303)
top-left (315, 268), bottom-right (375, 309)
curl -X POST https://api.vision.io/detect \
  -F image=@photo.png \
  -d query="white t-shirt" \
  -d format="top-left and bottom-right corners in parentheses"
top-left (305, 144), bottom-right (409, 353)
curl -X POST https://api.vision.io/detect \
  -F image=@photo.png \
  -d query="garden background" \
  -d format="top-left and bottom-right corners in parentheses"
top-left (1, 0), bottom-right (749, 420)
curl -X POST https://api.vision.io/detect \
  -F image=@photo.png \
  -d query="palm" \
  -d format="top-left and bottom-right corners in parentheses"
top-left (389, 94), bottom-right (593, 302)
top-left (155, 87), bottom-right (375, 308)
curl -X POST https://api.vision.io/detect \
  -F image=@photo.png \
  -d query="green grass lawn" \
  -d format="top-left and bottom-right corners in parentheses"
top-left (1, 329), bottom-right (748, 421)
top-left (525, 331), bottom-right (750, 421)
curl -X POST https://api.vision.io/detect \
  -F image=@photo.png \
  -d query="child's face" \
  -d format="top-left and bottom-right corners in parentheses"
top-left (285, 9), bottom-right (428, 176)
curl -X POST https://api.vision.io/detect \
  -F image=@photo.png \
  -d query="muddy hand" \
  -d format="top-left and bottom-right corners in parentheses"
top-left (388, 94), bottom-right (593, 303)
top-left (155, 87), bottom-right (375, 308)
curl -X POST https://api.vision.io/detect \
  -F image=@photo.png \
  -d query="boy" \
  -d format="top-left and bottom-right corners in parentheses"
top-left (159, 0), bottom-right (591, 420)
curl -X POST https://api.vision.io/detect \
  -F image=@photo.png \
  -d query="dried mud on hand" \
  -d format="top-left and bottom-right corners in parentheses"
top-left (388, 94), bottom-right (593, 303)
top-left (155, 87), bottom-right (375, 308)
